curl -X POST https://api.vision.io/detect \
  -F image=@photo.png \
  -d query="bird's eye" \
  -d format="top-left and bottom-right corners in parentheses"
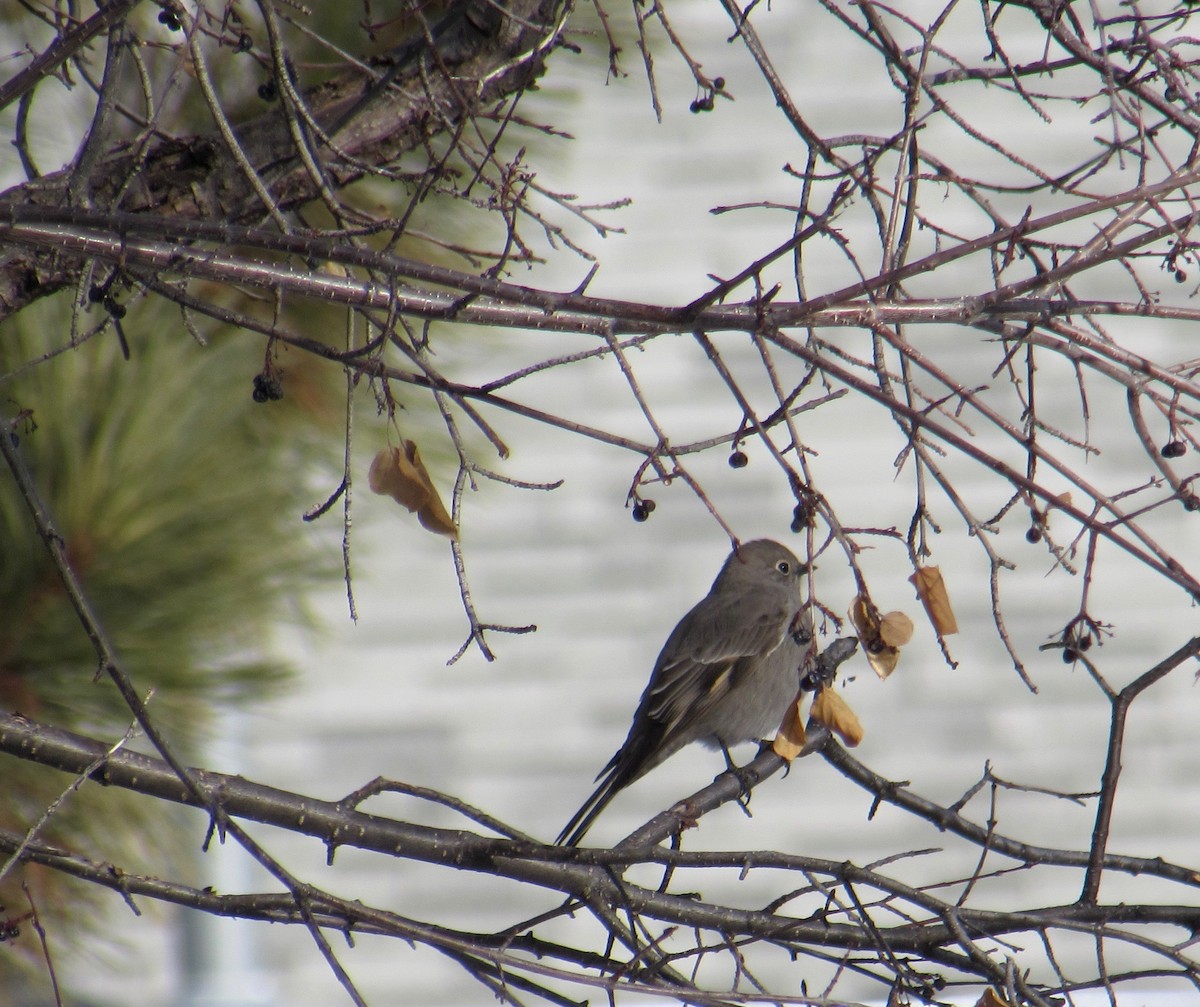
top-left (776, 560), bottom-right (791, 574)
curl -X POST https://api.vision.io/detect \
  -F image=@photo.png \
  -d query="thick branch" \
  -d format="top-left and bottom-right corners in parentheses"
top-left (0, 0), bottom-right (563, 318)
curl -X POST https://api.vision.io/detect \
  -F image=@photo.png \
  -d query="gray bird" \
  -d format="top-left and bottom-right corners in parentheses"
top-left (557, 539), bottom-right (812, 846)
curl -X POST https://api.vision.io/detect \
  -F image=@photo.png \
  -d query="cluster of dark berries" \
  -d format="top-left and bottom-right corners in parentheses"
top-left (1161, 439), bottom-right (1187, 458)
top-left (252, 372), bottom-right (284, 403)
top-left (631, 498), bottom-right (656, 522)
top-left (1053, 615), bottom-right (1106, 664)
top-left (88, 283), bottom-right (125, 319)
top-left (689, 77), bottom-right (725, 113)
top-left (1060, 622), bottom-right (1096, 664)
top-left (790, 498), bottom-right (815, 533)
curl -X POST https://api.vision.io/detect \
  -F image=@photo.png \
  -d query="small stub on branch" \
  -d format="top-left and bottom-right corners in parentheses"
top-left (773, 635), bottom-right (866, 761)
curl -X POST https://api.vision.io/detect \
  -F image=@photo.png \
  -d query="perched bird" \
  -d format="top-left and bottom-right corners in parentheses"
top-left (557, 539), bottom-right (812, 846)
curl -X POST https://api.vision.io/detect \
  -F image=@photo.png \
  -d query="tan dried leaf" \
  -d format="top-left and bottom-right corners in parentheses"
top-left (367, 443), bottom-right (458, 539)
top-left (867, 644), bottom-right (902, 678)
top-left (772, 697), bottom-right (807, 761)
top-left (811, 686), bottom-right (864, 747)
top-left (974, 989), bottom-right (1016, 1007)
top-left (908, 565), bottom-right (959, 636)
top-left (416, 492), bottom-right (457, 538)
top-left (879, 611), bottom-right (915, 647)
top-left (849, 594), bottom-right (905, 679)
top-left (848, 594), bottom-right (878, 639)
top-left (369, 444), bottom-right (429, 510)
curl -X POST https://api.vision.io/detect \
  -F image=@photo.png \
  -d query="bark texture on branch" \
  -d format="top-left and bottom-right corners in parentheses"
top-left (0, 0), bottom-right (564, 320)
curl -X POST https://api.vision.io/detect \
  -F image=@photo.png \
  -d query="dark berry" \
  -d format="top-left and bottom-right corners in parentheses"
top-left (235, 33), bottom-right (253, 53)
top-left (632, 498), bottom-right (656, 522)
top-left (790, 500), bottom-right (814, 533)
top-left (1161, 440), bottom-right (1187, 458)
top-left (103, 296), bottom-right (126, 319)
top-left (1078, 634), bottom-right (1092, 652)
top-left (728, 450), bottom-right (749, 469)
top-left (689, 100), bottom-right (701, 114)
top-left (88, 284), bottom-right (105, 303)
top-left (257, 80), bottom-right (277, 101)
top-left (252, 373), bottom-right (283, 403)
top-left (1062, 647), bottom-right (1077, 663)
top-left (713, 77), bottom-right (725, 91)
top-left (158, 10), bottom-right (181, 30)
top-left (1025, 525), bottom-right (1042, 543)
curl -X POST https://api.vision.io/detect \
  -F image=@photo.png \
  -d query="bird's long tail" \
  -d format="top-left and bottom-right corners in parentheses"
top-left (556, 721), bottom-right (666, 846)
top-left (555, 763), bottom-right (630, 846)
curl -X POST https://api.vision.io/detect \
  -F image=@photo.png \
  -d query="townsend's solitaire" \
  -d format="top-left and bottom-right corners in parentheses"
top-left (557, 539), bottom-right (813, 846)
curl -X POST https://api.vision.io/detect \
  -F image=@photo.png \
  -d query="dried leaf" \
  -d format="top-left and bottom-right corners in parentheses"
top-left (772, 697), bottom-right (807, 761)
top-left (416, 496), bottom-right (457, 538)
top-left (811, 686), bottom-right (864, 746)
top-left (369, 444), bottom-right (429, 510)
top-left (868, 642), bottom-right (902, 677)
top-left (974, 989), bottom-right (1016, 1007)
top-left (368, 442), bottom-right (458, 539)
top-left (848, 594), bottom-right (877, 639)
top-left (879, 610), bottom-right (915, 647)
top-left (849, 594), bottom-right (906, 679)
top-left (908, 566), bottom-right (959, 636)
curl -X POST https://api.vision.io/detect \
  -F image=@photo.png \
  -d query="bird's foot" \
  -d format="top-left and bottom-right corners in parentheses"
top-left (718, 741), bottom-right (757, 817)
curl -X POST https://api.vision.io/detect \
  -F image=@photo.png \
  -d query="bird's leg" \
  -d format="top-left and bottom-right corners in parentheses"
top-left (758, 736), bottom-right (792, 777)
top-left (718, 741), bottom-right (757, 817)
top-left (655, 831), bottom-right (682, 894)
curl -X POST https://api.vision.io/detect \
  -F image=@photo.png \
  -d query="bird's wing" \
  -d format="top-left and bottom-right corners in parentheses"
top-left (645, 596), bottom-right (793, 730)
